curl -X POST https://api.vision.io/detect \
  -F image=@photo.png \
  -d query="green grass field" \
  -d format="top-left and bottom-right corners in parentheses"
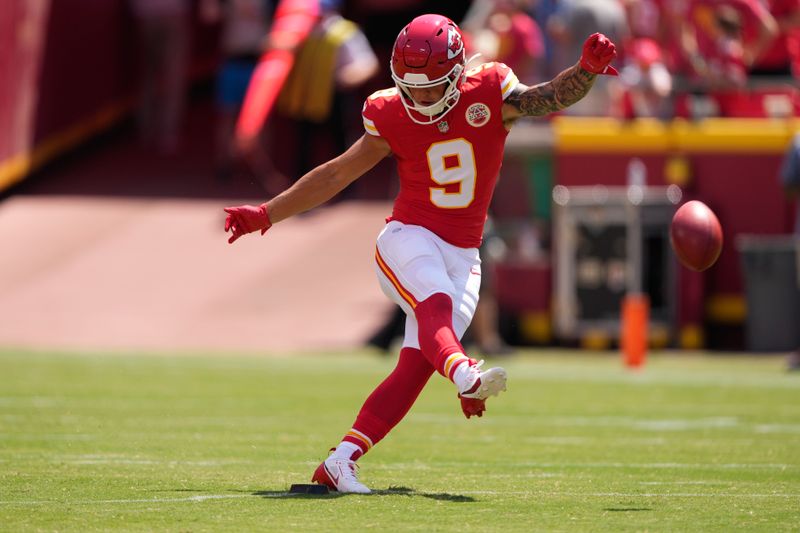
top-left (1, 349), bottom-right (798, 532)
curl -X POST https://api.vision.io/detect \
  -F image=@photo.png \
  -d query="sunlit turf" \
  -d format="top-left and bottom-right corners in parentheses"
top-left (1, 349), bottom-right (798, 531)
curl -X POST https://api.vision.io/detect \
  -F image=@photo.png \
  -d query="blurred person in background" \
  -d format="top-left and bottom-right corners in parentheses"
top-left (620, 0), bottom-right (684, 71)
top-left (470, 216), bottom-right (514, 356)
top-left (618, 37), bottom-right (674, 118)
top-left (678, 0), bottom-right (778, 81)
top-left (128, 0), bottom-right (192, 153)
top-left (200, 0), bottom-right (289, 193)
top-left (547, 0), bottom-right (629, 115)
top-left (779, 133), bottom-right (800, 370)
top-left (275, 0), bottom-right (379, 183)
top-left (750, 0), bottom-right (800, 78)
top-left (672, 1), bottom-right (777, 117)
top-left (462, 0), bottom-right (546, 83)
top-left (620, 0), bottom-right (667, 42)
top-left (223, 14), bottom-right (618, 492)
top-left (529, 0), bottom-right (561, 77)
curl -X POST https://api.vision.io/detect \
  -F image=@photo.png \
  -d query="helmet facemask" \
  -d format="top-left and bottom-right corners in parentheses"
top-left (391, 63), bottom-right (464, 125)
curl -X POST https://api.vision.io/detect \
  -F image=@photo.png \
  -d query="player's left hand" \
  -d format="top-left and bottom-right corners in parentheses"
top-left (224, 203), bottom-right (272, 244)
top-left (580, 33), bottom-right (618, 76)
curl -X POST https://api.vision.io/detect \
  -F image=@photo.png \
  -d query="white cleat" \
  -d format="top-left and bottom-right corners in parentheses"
top-left (458, 360), bottom-right (508, 400)
top-left (312, 456), bottom-right (371, 494)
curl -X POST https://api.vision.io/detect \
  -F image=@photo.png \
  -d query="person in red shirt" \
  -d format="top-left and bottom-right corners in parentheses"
top-left (751, 0), bottom-right (800, 76)
top-left (223, 13), bottom-right (617, 493)
top-left (679, 0), bottom-right (778, 77)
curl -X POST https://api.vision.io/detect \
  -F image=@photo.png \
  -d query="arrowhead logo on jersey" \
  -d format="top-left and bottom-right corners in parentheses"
top-left (437, 121), bottom-right (450, 133)
top-left (466, 103), bottom-right (490, 127)
top-left (447, 27), bottom-right (463, 60)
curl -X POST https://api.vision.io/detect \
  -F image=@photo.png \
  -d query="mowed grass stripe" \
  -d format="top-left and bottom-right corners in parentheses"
top-left (0, 349), bottom-right (798, 532)
top-left (2, 490), bottom-right (799, 507)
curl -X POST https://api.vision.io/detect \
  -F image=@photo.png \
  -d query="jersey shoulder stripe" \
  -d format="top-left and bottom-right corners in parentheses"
top-left (363, 116), bottom-right (380, 136)
top-left (500, 68), bottom-right (519, 100)
top-left (362, 87), bottom-right (400, 137)
top-left (465, 61), bottom-right (519, 101)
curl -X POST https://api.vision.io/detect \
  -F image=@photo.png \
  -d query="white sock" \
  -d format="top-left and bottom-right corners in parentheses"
top-left (330, 441), bottom-right (361, 461)
top-left (452, 359), bottom-right (478, 393)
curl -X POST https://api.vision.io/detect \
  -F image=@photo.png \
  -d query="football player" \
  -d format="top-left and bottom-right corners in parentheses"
top-left (224, 13), bottom-right (617, 493)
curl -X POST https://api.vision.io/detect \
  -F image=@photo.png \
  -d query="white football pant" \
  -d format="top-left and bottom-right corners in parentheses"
top-left (374, 220), bottom-right (481, 350)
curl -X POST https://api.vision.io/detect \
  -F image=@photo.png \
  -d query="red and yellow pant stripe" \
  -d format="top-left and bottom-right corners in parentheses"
top-left (375, 247), bottom-right (419, 310)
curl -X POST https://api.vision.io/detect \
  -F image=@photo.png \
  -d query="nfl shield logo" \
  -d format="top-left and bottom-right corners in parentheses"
top-left (437, 121), bottom-right (449, 133)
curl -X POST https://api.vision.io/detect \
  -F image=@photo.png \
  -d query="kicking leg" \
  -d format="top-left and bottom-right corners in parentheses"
top-left (415, 293), bottom-right (507, 404)
top-left (375, 222), bottom-right (506, 414)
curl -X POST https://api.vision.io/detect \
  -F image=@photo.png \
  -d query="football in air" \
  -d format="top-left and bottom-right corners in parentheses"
top-left (670, 200), bottom-right (723, 272)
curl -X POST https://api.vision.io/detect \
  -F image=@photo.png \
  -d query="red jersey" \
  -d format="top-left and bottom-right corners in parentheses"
top-left (362, 62), bottom-right (519, 248)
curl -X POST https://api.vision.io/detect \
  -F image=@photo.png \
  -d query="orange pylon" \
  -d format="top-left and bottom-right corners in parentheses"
top-left (621, 293), bottom-right (649, 368)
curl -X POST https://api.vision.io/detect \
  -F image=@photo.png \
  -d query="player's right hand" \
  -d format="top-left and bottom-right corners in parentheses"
top-left (580, 33), bottom-right (618, 76)
top-left (224, 203), bottom-right (272, 244)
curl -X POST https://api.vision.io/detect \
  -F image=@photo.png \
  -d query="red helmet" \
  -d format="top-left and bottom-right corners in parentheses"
top-left (390, 14), bottom-right (466, 124)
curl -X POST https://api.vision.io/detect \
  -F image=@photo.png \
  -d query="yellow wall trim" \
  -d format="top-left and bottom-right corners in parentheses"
top-left (0, 99), bottom-right (133, 192)
top-left (554, 117), bottom-right (800, 154)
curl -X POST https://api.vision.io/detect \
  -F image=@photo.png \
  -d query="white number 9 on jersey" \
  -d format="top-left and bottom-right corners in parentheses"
top-left (426, 138), bottom-right (477, 209)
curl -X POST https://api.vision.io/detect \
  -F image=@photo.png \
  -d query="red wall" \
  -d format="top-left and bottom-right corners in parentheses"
top-left (0, 0), bottom-right (219, 188)
top-left (33, 1), bottom-right (137, 141)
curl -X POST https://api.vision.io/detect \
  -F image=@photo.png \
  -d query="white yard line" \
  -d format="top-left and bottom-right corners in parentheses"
top-left (457, 491), bottom-right (800, 498)
top-left (369, 461), bottom-right (797, 471)
top-left (1, 490), bottom-right (798, 506)
top-left (0, 494), bottom-right (292, 506)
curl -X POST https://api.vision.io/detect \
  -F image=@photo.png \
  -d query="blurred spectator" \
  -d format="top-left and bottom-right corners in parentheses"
top-left (671, 1), bottom-right (780, 117)
top-left (751, 0), bottom-right (800, 77)
top-left (528, 0), bottom-right (560, 76)
top-left (621, 0), bottom-right (664, 40)
top-left (679, 0), bottom-right (778, 79)
top-left (779, 133), bottom-right (800, 370)
top-left (462, 0), bottom-right (546, 82)
top-left (547, 0), bottom-right (629, 115)
top-left (470, 217), bottom-right (513, 356)
top-left (618, 37), bottom-right (674, 118)
top-left (128, 0), bottom-right (192, 153)
top-left (620, 0), bottom-right (683, 70)
top-left (685, 4), bottom-right (752, 90)
top-left (781, 134), bottom-right (800, 236)
top-left (275, 0), bottom-right (379, 180)
top-left (200, 0), bottom-right (286, 191)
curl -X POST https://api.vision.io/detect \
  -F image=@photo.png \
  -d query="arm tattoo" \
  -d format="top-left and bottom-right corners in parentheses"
top-left (505, 64), bottom-right (597, 117)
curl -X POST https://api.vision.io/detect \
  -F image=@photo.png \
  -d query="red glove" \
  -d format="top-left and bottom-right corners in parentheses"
top-left (580, 33), bottom-right (618, 76)
top-left (224, 203), bottom-right (272, 244)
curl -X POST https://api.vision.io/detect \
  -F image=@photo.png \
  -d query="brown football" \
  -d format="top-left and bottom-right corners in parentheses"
top-left (670, 200), bottom-right (723, 272)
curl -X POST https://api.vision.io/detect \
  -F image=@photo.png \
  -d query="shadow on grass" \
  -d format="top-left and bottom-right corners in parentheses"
top-left (251, 486), bottom-right (475, 502)
top-left (377, 486), bottom-right (476, 502)
top-left (253, 490), bottom-right (346, 500)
